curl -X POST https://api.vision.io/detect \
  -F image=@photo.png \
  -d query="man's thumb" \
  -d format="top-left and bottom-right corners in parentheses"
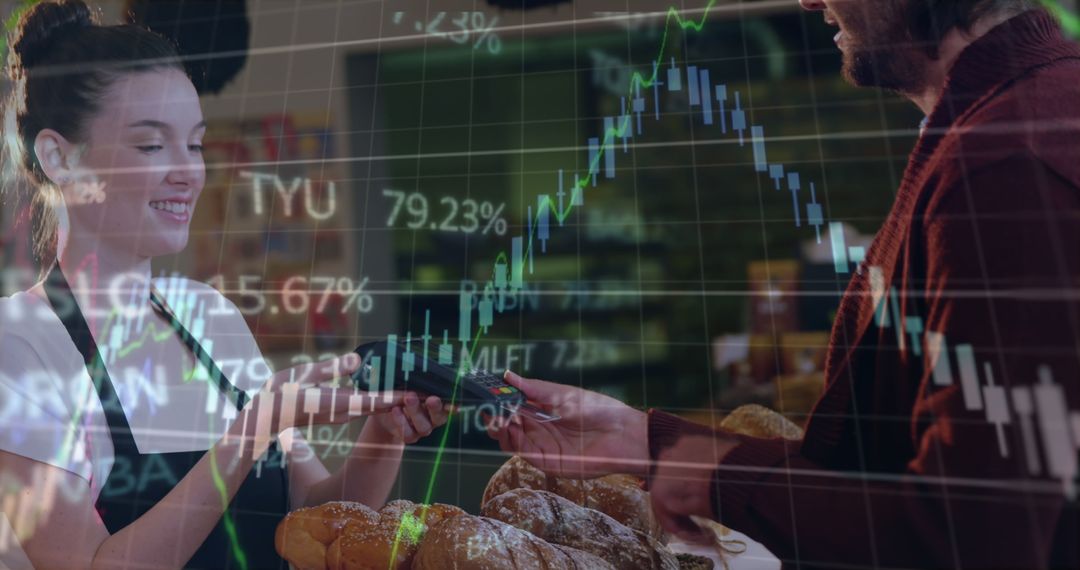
top-left (503, 370), bottom-right (556, 403)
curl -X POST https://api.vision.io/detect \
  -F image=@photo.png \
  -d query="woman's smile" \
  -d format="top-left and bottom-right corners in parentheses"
top-left (148, 199), bottom-right (192, 223)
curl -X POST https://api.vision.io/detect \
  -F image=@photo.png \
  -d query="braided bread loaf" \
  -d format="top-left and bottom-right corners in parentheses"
top-left (411, 513), bottom-right (613, 569)
top-left (326, 500), bottom-right (467, 570)
top-left (481, 455), bottom-right (664, 540)
top-left (275, 500), bottom-right (467, 570)
top-left (482, 488), bottom-right (679, 570)
top-left (274, 502), bottom-right (379, 570)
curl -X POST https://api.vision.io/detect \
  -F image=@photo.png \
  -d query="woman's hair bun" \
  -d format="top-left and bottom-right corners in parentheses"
top-left (9, 0), bottom-right (95, 73)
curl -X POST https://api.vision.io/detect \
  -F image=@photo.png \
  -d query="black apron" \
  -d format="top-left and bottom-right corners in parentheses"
top-left (44, 264), bottom-right (288, 569)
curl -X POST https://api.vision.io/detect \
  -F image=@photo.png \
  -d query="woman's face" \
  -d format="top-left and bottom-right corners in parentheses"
top-left (63, 68), bottom-right (206, 259)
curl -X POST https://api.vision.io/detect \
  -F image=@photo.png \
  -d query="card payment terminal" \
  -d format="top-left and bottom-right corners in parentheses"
top-left (349, 340), bottom-right (559, 422)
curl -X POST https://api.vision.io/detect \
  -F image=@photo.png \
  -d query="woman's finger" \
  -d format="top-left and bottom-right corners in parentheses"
top-left (309, 389), bottom-right (406, 422)
top-left (392, 407), bottom-right (411, 441)
top-left (359, 390), bottom-right (408, 413)
top-left (280, 387), bottom-right (339, 427)
top-left (424, 396), bottom-right (449, 427)
top-left (402, 394), bottom-right (433, 436)
top-left (318, 389), bottom-right (357, 425)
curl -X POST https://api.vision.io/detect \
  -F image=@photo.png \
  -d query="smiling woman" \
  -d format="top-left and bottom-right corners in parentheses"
top-left (0, 1), bottom-right (448, 569)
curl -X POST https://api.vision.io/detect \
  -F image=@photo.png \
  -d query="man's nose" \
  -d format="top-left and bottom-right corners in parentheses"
top-left (799, 0), bottom-right (826, 11)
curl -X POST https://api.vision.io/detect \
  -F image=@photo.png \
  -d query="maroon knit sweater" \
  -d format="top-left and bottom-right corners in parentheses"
top-left (649, 11), bottom-right (1080, 569)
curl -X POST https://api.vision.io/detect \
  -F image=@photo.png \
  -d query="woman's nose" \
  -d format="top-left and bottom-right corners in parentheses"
top-left (799, 0), bottom-right (827, 11)
top-left (165, 149), bottom-right (203, 185)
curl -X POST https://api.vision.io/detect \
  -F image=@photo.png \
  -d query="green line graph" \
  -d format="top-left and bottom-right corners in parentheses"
top-left (425, 0), bottom-right (721, 500)
top-left (393, 2), bottom-right (1080, 564)
top-left (10, 0), bottom-right (1080, 566)
top-left (208, 412), bottom-right (249, 570)
top-left (386, 1), bottom-right (722, 566)
top-left (12, 4), bottom-right (715, 562)
top-left (408, 0), bottom-right (1080, 536)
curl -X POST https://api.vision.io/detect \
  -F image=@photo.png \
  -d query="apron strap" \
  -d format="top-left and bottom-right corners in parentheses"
top-left (43, 264), bottom-right (251, 450)
top-left (148, 286), bottom-right (249, 411)
top-left (43, 263), bottom-right (138, 451)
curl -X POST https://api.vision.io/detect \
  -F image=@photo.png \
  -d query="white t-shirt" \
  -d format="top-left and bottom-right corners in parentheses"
top-left (0, 277), bottom-right (271, 569)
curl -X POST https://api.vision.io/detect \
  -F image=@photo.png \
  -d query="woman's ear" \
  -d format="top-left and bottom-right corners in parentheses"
top-left (33, 129), bottom-right (76, 186)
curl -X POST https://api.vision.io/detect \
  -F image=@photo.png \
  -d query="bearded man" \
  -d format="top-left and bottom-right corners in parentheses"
top-left (486, 1), bottom-right (1080, 568)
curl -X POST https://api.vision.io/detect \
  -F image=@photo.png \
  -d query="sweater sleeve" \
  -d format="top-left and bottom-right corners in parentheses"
top-left (649, 153), bottom-right (1080, 569)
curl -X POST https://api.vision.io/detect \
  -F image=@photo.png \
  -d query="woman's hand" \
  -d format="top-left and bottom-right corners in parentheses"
top-left (485, 371), bottom-right (650, 479)
top-left (250, 353), bottom-right (404, 433)
top-left (367, 392), bottom-right (452, 444)
top-left (295, 390), bottom-right (452, 508)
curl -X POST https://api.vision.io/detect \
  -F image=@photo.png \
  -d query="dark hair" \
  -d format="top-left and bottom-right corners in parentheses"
top-left (907, 0), bottom-right (1036, 56)
top-left (2, 0), bottom-right (186, 268)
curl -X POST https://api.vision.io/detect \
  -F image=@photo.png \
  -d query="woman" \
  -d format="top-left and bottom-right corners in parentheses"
top-left (0, 1), bottom-right (448, 568)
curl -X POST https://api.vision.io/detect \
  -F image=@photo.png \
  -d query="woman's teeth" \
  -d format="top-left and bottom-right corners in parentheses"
top-left (149, 201), bottom-right (190, 215)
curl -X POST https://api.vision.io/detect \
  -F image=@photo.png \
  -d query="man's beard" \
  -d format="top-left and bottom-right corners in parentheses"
top-left (839, 2), bottom-right (929, 95)
top-left (843, 43), bottom-right (927, 94)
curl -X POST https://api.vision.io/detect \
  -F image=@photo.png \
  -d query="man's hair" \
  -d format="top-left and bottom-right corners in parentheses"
top-left (907, 0), bottom-right (1037, 55)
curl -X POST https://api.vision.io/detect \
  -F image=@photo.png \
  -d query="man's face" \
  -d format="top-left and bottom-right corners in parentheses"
top-left (812, 0), bottom-right (929, 93)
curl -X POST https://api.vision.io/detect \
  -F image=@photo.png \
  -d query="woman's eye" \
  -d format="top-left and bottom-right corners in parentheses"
top-left (136, 145), bottom-right (163, 153)
top-left (189, 144), bottom-right (204, 153)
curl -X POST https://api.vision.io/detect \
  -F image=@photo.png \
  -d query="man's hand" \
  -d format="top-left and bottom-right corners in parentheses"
top-left (650, 433), bottom-right (738, 544)
top-left (484, 370), bottom-right (650, 479)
